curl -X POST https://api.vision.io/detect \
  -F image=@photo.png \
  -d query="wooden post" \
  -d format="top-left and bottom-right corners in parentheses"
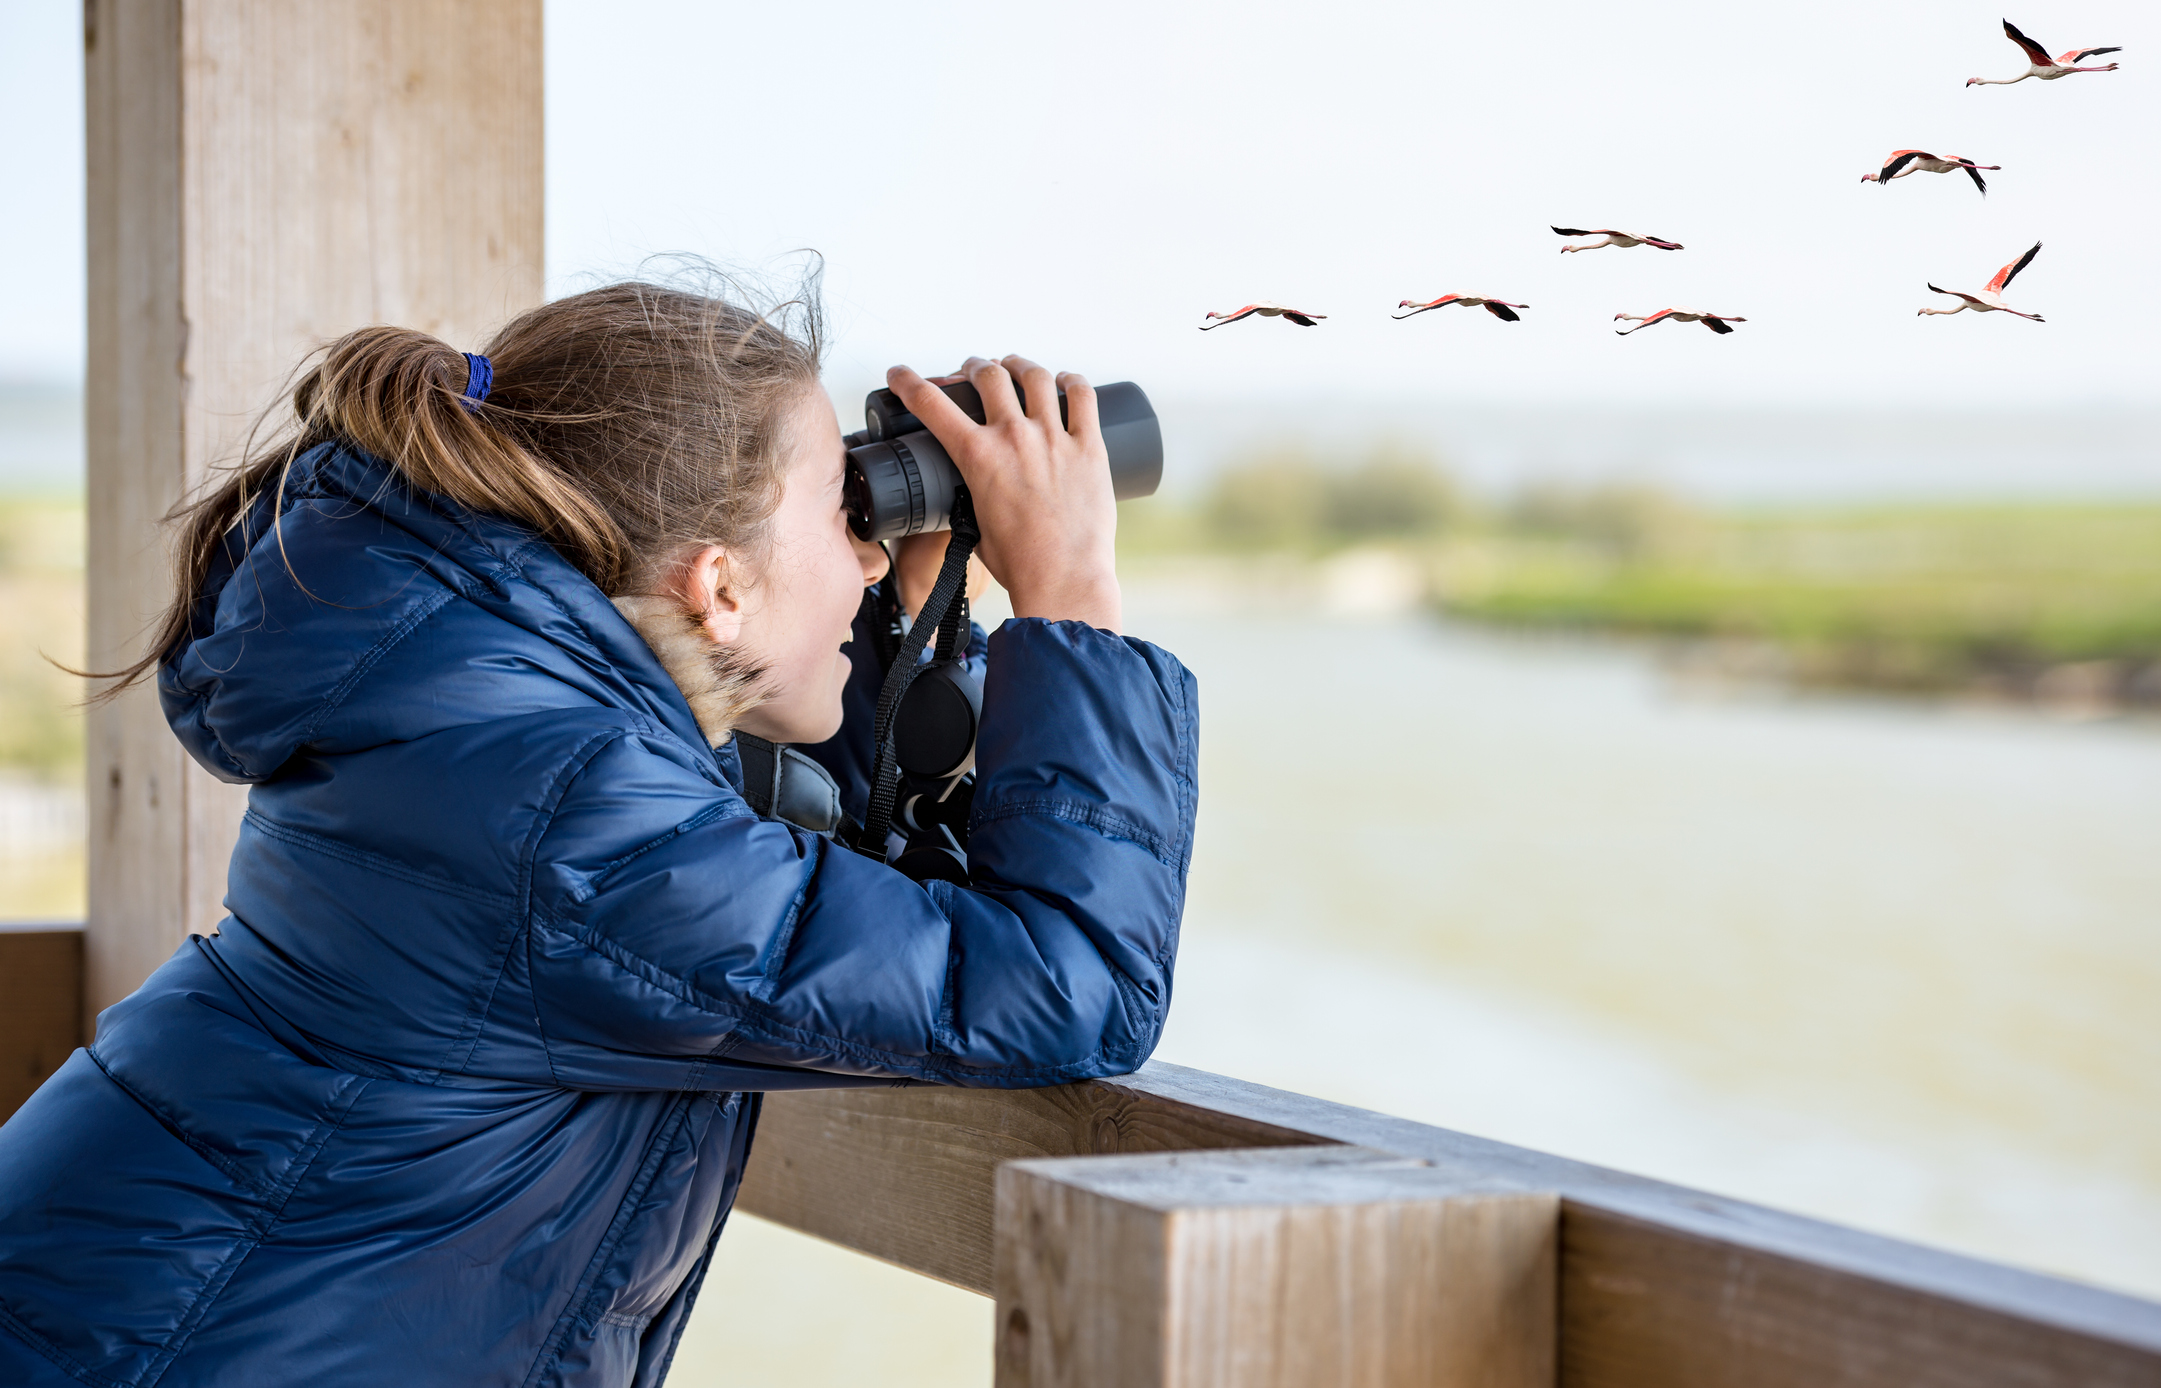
top-left (994, 1146), bottom-right (1558, 1388)
top-left (82, 0), bottom-right (543, 1027)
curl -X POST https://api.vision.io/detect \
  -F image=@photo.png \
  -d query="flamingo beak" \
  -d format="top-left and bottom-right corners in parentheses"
top-left (1965, 77), bottom-right (1980, 86)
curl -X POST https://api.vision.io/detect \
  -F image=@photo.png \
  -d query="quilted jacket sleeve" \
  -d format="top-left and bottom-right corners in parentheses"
top-left (524, 619), bottom-right (1198, 1090)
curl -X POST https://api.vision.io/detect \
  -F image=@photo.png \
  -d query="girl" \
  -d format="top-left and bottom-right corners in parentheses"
top-left (0, 279), bottom-right (1197, 1387)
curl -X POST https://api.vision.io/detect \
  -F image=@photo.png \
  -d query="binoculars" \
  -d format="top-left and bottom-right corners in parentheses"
top-left (842, 379), bottom-right (1163, 541)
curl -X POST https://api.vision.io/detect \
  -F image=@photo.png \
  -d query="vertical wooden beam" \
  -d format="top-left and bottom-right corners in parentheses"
top-left (82, 0), bottom-right (543, 1027)
top-left (995, 1147), bottom-right (1558, 1388)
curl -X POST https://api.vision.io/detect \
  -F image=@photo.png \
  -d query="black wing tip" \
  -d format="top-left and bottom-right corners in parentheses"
top-left (1551, 226), bottom-right (1590, 236)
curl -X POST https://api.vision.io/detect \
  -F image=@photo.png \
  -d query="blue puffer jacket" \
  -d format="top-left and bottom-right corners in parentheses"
top-left (0, 441), bottom-right (1198, 1387)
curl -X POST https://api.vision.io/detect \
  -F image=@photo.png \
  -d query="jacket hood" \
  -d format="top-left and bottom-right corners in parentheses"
top-left (160, 440), bottom-right (724, 784)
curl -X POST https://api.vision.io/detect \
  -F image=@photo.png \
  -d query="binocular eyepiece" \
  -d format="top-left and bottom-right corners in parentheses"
top-left (842, 379), bottom-right (1164, 542)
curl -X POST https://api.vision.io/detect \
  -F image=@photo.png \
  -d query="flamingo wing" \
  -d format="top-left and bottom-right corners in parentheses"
top-left (1879, 150), bottom-right (1928, 181)
top-left (2002, 19), bottom-right (2053, 66)
top-left (1551, 226), bottom-right (1594, 237)
top-left (1484, 301), bottom-right (1523, 322)
top-left (1927, 284), bottom-right (1984, 304)
top-left (1615, 310), bottom-right (1676, 335)
top-left (2062, 45), bottom-right (2121, 61)
top-left (1281, 311), bottom-right (1325, 326)
top-left (1199, 304), bottom-right (1262, 330)
top-left (1989, 241), bottom-right (2041, 293)
top-left (1962, 162), bottom-right (1989, 195)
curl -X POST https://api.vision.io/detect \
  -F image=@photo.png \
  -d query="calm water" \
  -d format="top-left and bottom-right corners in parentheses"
top-left (675, 566), bottom-right (2161, 1385)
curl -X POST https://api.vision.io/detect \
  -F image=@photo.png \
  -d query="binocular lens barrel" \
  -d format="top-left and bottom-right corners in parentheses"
top-left (845, 380), bottom-right (1162, 542)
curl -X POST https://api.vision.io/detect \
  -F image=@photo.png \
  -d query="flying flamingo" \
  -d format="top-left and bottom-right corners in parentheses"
top-left (1393, 294), bottom-right (1529, 322)
top-left (1614, 309), bottom-right (1746, 336)
top-left (1969, 19), bottom-right (2120, 85)
top-left (1918, 241), bottom-right (2045, 322)
top-left (1553, 227), bottom-right (1684, 253)
top-left (1861, 150), bottom-right (2000, 194)
top-left (1200, 302), bottom-right (1327, 329)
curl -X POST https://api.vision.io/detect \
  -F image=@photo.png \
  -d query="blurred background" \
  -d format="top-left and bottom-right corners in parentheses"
top-left (4, 0), bottom-right (2158, 1383)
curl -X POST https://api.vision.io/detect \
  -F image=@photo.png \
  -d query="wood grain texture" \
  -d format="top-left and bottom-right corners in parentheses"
top-left (746, 1063), bottom-right (2161, 1387)
top-left (736, 1080), bottom-right (1332, 1293)
top-left (0, 926), bottom-right (84, 1122)
top-left (84, 0), bottom-right (543, 1026)
top-left (994, 1148), bottom-right (1558, 1388)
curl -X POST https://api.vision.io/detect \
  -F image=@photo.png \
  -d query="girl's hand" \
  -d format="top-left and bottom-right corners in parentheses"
top-left (886, 355), bottom-right (1121, 633)
top-left (891, 533), bottom-right (989, 621)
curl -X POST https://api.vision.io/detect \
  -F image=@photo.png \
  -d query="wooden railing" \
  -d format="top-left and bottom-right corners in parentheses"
top-left (0, 923), bottom-right (81, 1120)
top-left (741, 1066), bottom-right (2161, 1387)
top-left (3, 926), bottom-right (2157, 1386)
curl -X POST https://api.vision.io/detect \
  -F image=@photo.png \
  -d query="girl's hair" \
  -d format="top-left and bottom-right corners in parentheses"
top-left (99, 269), bottom-right (825, 697)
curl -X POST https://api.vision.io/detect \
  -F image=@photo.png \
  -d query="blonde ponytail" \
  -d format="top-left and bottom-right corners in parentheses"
top-left (94, 272), bottom-right (824, 700)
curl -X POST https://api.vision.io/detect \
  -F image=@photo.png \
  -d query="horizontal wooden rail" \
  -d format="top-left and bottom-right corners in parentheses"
top-left (738, 1063), bottom-right (2161, 1388)
top-left (0, 922), bottom-right (82, 1122)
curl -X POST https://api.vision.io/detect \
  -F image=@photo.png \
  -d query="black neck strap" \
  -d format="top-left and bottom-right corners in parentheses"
top-left (856, 497), bottom-right (979, 859)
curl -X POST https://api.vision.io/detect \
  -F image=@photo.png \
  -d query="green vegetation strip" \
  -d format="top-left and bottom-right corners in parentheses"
top-left (1122, 450), bottom-right (2161, 697)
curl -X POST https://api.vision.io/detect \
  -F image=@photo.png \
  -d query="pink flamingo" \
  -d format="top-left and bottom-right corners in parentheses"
top-left (1200, 302), bottom-right (1327, 329)
top-left (1393, 294), bottom-right (1529, 322)
top-left (1918, 241), bottom-right (2045, 322)
top-left (1614, 308), bottom-right (1746, 336)
top-left (1969, 19), bottom-right (2120, 86)
top-left (1861, 150), bottom-right (2000, 195)
top-left (1553, 227), bottom-right (1684, 253)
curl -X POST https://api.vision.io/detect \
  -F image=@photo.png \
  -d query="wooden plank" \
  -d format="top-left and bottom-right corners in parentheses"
top-left (84, 0), bottom-right (544, 1027)
top-left (736, 1078), bottom-right (1331, 1293)
top-left (994, 1147), bottom-right (1557, 1388)
top-left (0, 926), bottom-right (84, 1123)
top-left (744, 1063), bottom-right (2161, 1387)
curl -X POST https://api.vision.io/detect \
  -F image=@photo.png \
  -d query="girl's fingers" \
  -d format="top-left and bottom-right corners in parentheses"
top-left (887, 365), bottom-right (980, 442)
top-left (1056, 371), bottom-right (1099, 441)
top-left (1002, 356), bottom-right (1060, 427)
top-left (965, 357), bottom-right (1025, 426)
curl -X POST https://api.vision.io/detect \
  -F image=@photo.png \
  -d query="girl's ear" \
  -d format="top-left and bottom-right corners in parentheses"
top-left (665, 544), bottom-right (747, 646)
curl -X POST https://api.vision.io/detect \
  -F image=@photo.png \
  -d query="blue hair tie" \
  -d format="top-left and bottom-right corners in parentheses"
top-left (460, 353), bottom-right (493, 413)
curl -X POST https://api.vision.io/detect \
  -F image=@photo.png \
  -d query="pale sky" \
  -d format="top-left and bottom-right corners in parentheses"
top-left (4, 1), bottom-right (2157, 413)
top-left (545, 0), bottom-right (2160, 409)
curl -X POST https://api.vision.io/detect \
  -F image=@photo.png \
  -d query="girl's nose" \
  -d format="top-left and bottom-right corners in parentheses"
top-left (855, 533), bottom-right (891, 588)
